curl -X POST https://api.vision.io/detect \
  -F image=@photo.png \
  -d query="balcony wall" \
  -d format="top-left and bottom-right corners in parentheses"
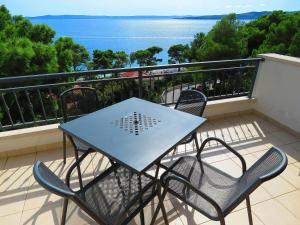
top-left (252, 53), bottom-right (300, 134)
top-left (0, 97), bottom-right (255, 156)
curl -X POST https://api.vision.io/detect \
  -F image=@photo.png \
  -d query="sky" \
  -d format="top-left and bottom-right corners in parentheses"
top-left (1, 0), bottom-right (299, 16)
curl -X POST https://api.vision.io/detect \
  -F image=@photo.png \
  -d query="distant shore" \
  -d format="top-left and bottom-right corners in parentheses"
top-left (26, 11), bottom-right (290, 20)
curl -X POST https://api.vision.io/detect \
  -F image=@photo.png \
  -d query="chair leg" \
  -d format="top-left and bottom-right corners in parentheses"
top-left (74, 149), bottom-right (83, 190)
top-left (63, 133), bottom-right (67, 165)
top-left (246, 196), bottom-right (253, 225)
top-left (140, 210), bottom-right (145, 225)
top-left (150, 188), bottom-right (168, 225)
top-left (220, 217), bottom-right (226, 225)
top-left (61, 199), bottom-right (69, 225)
top-left (158, 187), bottom-right (169, 225)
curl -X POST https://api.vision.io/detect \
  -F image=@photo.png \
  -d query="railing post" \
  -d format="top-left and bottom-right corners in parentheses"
top-left (138, 70), bottom-right (143, 98)
top-left (248, 60), bottom-right (261, 99)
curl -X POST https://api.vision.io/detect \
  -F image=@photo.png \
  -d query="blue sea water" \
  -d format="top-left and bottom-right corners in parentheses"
top-left (29, 18), bottom-right (219, 65)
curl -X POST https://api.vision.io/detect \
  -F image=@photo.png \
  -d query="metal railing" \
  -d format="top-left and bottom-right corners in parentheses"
top-left (0, 58), bottom-right (263, 131)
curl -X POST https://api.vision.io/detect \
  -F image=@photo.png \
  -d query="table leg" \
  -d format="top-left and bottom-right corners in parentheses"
top-left (138, 174), bottom-right (145, 225)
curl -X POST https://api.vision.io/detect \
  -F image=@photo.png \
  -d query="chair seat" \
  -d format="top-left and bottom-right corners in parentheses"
top-left (161, 148), bottom-right (286, 220)
top-left (161, 156), bottom-right (241, 219)
top-left (78, 166), bottom-right (157, 225)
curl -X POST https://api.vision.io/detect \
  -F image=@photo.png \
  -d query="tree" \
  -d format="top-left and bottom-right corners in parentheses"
top-left (130, 46), bottom-right (163, 66)
top-left (168, 44), bottom-right (189, 64)
top-left (241, 11), bottom-right (300, 56)
top-left (91, 50), bottom-right (128, 69)
top-left (55, 37), bottom-right (89, 71)
top-left (189, 32), bottom-right (206, 61)
top-left (30, 24), bottom-right (56, 44)
top-left (289, 31), bottom-right (300, 57)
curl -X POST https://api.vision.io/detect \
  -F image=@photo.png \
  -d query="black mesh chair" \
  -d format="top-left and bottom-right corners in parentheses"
top-left (174, 90), bottom-right (207, 151)
top-left (60, 87), bottom-right (100, 161)
top-left (60, 87), bottom-right (100, 189)
top-left (158, 137), bottom-right (288, 225)
top-left (33, 149), bottom-right (168, 225)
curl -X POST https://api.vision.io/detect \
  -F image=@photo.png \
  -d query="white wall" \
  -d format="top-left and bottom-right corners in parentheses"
top-left (252, 53), bottom-right (300, 133)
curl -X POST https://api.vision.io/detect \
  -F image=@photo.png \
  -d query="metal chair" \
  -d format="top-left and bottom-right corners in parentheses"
top-left (60, 87), bottom-right (100, 189)
top-left (174, 89), bottom-right (207, 151)
top-left (33, 149), bottom-right (168, 225)
top-left (60, 86), bottom-right (100, 159)
top-left (158, 137), bottom-right (288, 225)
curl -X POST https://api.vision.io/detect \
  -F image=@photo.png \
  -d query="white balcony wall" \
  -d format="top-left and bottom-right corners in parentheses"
top-left (253, 53), bottom-right (300, 133)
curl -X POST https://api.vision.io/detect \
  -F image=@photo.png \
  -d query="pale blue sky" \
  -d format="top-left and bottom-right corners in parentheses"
top-left (2, 0), bottom-right (299, 16)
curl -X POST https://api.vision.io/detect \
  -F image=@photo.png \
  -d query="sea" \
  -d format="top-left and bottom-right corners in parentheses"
top-left (28, 17), bottom-right (227, 65)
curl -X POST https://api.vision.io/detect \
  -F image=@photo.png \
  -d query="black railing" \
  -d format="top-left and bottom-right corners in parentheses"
top-left (0, 58), bottom-right (263, 131)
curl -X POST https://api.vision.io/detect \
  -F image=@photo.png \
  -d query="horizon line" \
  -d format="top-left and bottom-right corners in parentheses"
top-left (25, 10), bottom-right (290, 18)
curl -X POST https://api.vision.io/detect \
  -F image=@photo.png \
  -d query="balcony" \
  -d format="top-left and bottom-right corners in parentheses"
top-left (0, 53), bottom-right (299, 225)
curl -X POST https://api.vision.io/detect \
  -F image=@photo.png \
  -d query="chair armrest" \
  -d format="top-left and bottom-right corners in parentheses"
top-left (164, 175), bottom-right (224, 218)
top-left (197, 137), bottom-right (247, 173)
top-left (65, 148), bottom-right (94, 186)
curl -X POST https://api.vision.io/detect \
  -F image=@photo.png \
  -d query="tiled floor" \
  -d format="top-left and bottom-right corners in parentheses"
top-left (0, 113), bottom-right (300, 225)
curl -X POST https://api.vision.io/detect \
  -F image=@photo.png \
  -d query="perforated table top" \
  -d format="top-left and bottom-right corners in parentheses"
top-left (59, 97), bottom-right (206, 173)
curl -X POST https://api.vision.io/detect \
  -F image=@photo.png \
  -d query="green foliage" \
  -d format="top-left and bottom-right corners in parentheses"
top-left (130, 46), bottom-right (163, 66)
top-left (0, 5), bottom-right (90, 76)
top-left (91, 49), bottom-right (128, 69)
top-left (241, 11), bottom-right (300, 56)
top-left (54, 37), bottom-right (90, 72)
top-left (30, 24), bottom-right (56, 44)
top-left (168, 44), bottom-right (189, 64)
top-left (191, 14), bottom-right (246, 61)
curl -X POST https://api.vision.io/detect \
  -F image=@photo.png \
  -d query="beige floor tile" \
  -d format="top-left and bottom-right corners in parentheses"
top-left (232, 153), bottom-right (258, 169)
top-left (4, 153), bottom-right (36, 171)
top-left (277, 190), bottom-right (300, 220)
top-left (249, 186), bottom-right (273, 205)
top-left (253, 120), bottom-right (280, 134)
top-left (226, 141), bottom-right (251, 157)
top-left (263, 135), bottom-right (286, 148)
top-left (0, 212), bottom-right (22, 225)
top-left (276, 144), bottom-right (300, 164)
top-left (270, 131), bottom-right (299, 146)
top-left (201, 208), bottom-right (264, 225)
top-left (171, 199), bottom-right (210, 225)
top-left (253, 199), bottom-right (300, 225)
top-left (20, 201), bottom-right (62, 225)
top-left (23, 182), bottom-right (63, 211)
top-left (129, 200), bottom-right (183, 225)
top-left (293, 162), bottom-right (300, 169)
top-left (262, 175), bottom-right (296, 197)
top-left (201, 145), bottom-right (230, 164)
top-left (64, 202), bottom-right (96, 225)
top-left (211, 158), bottom-right (243, 178)
top-left (0, 166), bottom-right (32, 193)
top-left (251, 149), bottom-right (269, 160)
top-left (0, 114), bottom-right (300, 225)
top-left (288, 142), bottom-right (300, 152)
top-left (281, 164), bottom-right (300, 189)
top-left (245, 141), bottom-right (269, 154)
top-left (0, 191), bottom-right (27, 217)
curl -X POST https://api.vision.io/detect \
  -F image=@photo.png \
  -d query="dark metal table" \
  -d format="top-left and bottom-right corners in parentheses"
top-left (59, 97), bottom-right (206, 225)
top-left (59, 97), bottom-right (206, 173)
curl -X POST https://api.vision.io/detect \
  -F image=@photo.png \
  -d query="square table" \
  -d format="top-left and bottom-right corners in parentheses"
top-left (59, 97), bottom-right (206, 173)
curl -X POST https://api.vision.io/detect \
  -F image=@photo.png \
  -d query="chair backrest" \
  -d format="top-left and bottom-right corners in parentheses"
top-left (60, 87), bottom-right (100, 122)
top-left (33, 161), bottom-right (75, 198)
top-left (244, 146), bottom-right (288, 184)
top-left (175, 90), bottom-right (207, 116)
